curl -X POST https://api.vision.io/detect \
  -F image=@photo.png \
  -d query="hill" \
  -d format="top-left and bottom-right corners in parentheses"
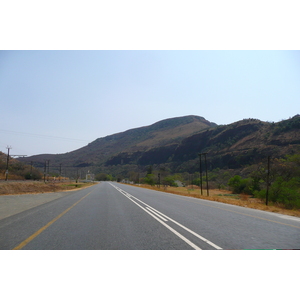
top-left (19, 115), bottom-right (217, 175)
top-left (18, 115), bottom-right (300, 179)
top-left (14, 114), bottom-right (300, 210)
top-left (0, 151), bottom-right (42, 180)
top-left (104, 115), bottom-right (300, 174)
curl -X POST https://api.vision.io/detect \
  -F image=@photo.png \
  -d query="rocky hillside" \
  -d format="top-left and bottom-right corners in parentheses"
top-left (18, 115), bottom-right (300, 177)
top-left (0, 152), bottom-right (42, 180)
top-left (19, 115), bottom-right (217, 171)
top-left (104, 115), bottom-right (300, 174)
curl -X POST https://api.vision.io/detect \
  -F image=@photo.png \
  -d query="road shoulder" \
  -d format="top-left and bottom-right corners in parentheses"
top-left (0, 190), bottom-right (75, 220)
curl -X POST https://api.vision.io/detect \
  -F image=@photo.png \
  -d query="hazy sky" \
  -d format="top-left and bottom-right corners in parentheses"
top-left (1, 1), bottom-right (299, 288)
top-left (1, 50), bottom-right (300, 156)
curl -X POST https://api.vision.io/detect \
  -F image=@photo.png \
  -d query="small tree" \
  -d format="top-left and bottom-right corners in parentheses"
top-left (147, 165), bottom-right (153, 175)
top-left (143, 174), bottom-right (156, 186)
top-left (162, 175), bottom-right (178, 187)
top-left (95, 173), bottom-right (109, 181)
top-left (228, 175), bottom-right (251, 194)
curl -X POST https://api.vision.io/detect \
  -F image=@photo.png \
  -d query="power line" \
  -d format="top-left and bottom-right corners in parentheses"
top-left (0, 129), bottom-right (90, 143)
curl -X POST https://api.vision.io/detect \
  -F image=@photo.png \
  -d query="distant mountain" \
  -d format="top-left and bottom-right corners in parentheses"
top-left (104, 115), bottom-right (300, 174)
top-left (19, 115), bottom-right (217, 172)
top-left (18, 115), bottom-right (300, 177)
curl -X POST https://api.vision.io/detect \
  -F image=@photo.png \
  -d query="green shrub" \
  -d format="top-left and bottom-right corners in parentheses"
top-left (162, 175), bottom-right (178, 187)
top-left (254, 177), bottom-right (300, 209)
top-left (143, 174), bottom-right (156, 186)
top-left (228, 175), bottom-right (248, 194)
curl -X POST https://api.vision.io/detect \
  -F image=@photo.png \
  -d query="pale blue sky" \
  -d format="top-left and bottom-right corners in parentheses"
top-left (2, 1), bottom-right (299, 292)
top-left (1, 50), bottom-right (300, 156)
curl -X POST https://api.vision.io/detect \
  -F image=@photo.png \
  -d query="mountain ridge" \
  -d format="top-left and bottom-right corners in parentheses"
top-left (104, 115), bottom-right (300, 173)
top-left (19, 115), bottom-right (217, 169)
top-left (18, 114), bottom-right (300, 178)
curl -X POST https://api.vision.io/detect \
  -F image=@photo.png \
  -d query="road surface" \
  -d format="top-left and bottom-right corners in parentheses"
top-left (1, 182), bottom-right (299, 250)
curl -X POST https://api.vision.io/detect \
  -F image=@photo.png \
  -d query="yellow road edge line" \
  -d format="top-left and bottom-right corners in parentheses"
top-left (13, 188), bottom-right (96, 250)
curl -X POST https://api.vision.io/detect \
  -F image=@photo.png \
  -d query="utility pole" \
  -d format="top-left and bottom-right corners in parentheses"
top-left (44, 160), bottom-right (47, 183)
top-left (158, 173), bottom-right (161, 188)
top-left (198, 153), bottom-right (203, 195)
top-left (203, 153), bottom-right (209, 196)
top-left (59, 164), bottom-right (62, 181)
top-left (266, 155), bottom-right (271, 206)
top-left (47, 160), bottom-right (50, 181)
top-left (5, 146), bottom-right (12, 181)
top-left (30, 161), bottom-right (33, 179)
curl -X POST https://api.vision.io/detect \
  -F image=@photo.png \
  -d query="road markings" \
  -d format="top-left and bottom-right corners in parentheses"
top-left (112, 185), bottom-right (201, 250)
top-left (13, 187), bottom-right (97, 250)
top-left (146, 207), bottom-right (168, 222)
top-left (155, 191), bottom-right (300, 229)
top-left (109, 183), bottom-right (222, 250)
top-left (145, 204), bottom-right (222, 250)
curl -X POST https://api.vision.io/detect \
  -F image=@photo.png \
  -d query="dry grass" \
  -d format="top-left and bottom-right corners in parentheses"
top-left (0, 174), bottom-right (24, 181)
top-left (3, 180), bottom-right (299, 218)
top-left (0, 180), bottom-right (96, 195)
top-left (130, 184), bottom-right (300, 218)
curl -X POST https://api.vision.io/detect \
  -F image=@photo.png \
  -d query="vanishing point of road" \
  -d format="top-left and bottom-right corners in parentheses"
top-left (1, 182), bottom-right (299, 250)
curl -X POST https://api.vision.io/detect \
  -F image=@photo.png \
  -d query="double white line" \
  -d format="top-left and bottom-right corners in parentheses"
top-left (109, 183), bottom-right (222, 250)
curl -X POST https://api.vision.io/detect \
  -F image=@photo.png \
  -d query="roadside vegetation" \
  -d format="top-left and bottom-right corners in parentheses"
top-left (0, 180), bottom-right (96, 195)
top-left (0, 151), bottom-right (43, 180)
top-left (226, 154), bottom-right (300, 209)
top-left (0, 151), bottom-right (96, 195)
top-left (123, 184), bottom-right (300, 218)
top-left (6, 151), bottom-right (296, 213)
top-left (95, 154), bottom-right (300, 216)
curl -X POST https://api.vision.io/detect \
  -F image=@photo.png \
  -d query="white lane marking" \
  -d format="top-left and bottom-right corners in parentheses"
top-left (109, 183), bottom-right (201, 250)
top-left (146, 207), bottom-right (168, 222)
top-left (143, 203), bottom-right (223, 250)
top-left (110, 183), bottom-right (222, 250)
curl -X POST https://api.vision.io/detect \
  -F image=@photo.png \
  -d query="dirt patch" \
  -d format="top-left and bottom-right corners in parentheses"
top-left (129, 184), bottom-right (300, 218)
top-left (0, 180), bottom-right (96, 195)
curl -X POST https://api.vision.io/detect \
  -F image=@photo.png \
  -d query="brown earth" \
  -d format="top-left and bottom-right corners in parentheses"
top-left (131, 184), bottom-right (300, 218)
top-left (0, 180), bottom-right (96, 195)
top-left (1, 180), bottom-right (299, 219)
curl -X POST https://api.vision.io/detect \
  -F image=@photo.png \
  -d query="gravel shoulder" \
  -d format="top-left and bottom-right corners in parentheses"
top-left (0, 181), bottom-right (97, 220)
top-left (0, 190), bottom-right (76, 220)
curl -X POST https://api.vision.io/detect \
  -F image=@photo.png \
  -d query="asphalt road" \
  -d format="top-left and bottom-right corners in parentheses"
top-left (1, 181), bottom-right (300, 250)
